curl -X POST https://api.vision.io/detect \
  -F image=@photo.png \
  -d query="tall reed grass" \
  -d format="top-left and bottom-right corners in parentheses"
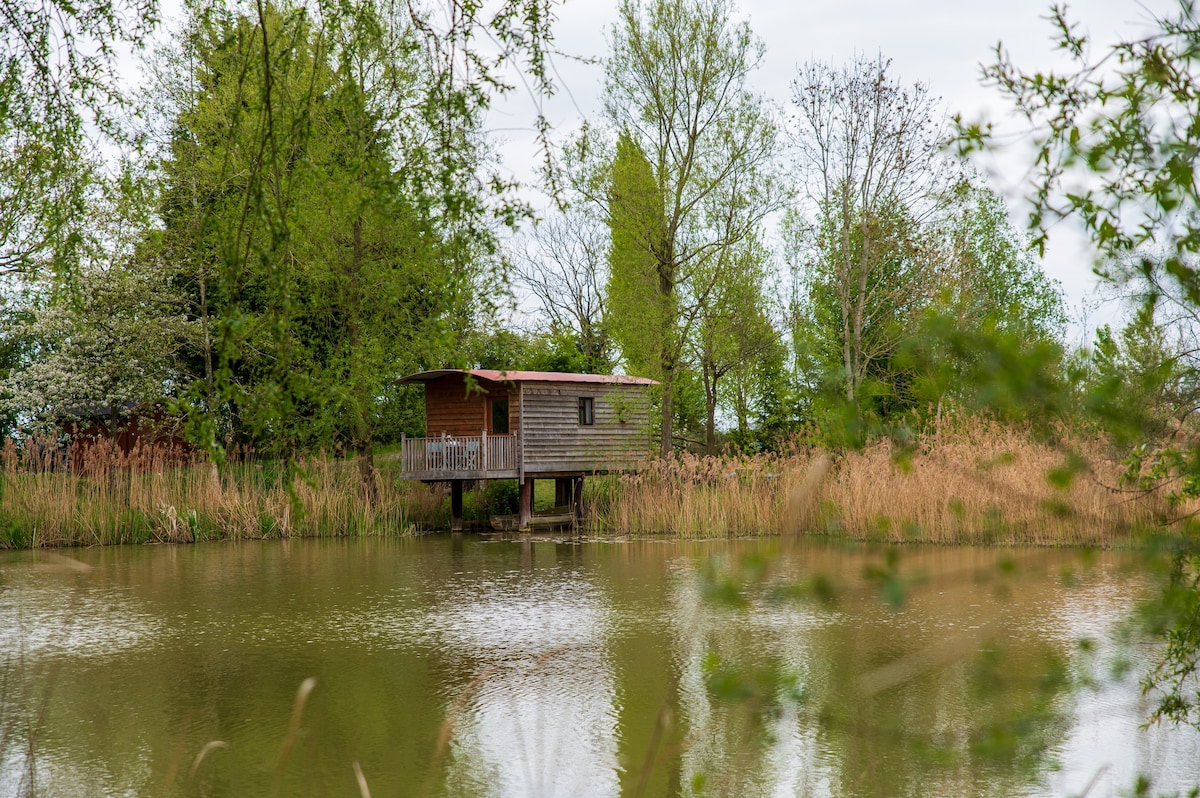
top-left (591, 418), bottom-right (1179, 546)
top-left (1, 417), bottom-right (1183, 549)
top-left (0, 437), bottom-right (443, 548)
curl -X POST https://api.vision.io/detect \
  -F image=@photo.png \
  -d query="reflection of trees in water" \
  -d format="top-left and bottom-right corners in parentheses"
top-left (1, 539), bottom-right (1199, 796)
top-left (670, 566), bottom-right (833, 797)
top-left (661, 544), bottom-right (1130, 798)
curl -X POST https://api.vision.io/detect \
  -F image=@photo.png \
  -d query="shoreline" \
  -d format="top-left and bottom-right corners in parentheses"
top-left (0, 422), bottom-right (1185, 551)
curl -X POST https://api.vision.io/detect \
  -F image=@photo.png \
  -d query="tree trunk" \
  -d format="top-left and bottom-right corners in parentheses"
top-left (705, 397), bottom-right (717, 455)
top-left (349, 213), bottom-right (378, 505)
top-left (840, 191), bottom-right (856, 403)
top-left (852, 215), bottom-right (871, 404)
top-left (659, 365), bottom-right (674, 457)
top-left (735, 383), bottom-right (749, 441)
top-left (658, 262), bottom-right (675, 457)
top-left (704, 364), bottom-right (717, 455)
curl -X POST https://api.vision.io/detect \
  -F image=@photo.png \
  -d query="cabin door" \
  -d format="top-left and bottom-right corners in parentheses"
top-left (489, 398), bottom-right (510, 434)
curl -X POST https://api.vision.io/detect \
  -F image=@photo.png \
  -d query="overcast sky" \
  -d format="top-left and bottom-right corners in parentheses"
top-left (483, 0), bottom-right (1178, 338)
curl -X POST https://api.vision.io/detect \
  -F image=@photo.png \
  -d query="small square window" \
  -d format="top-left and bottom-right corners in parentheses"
top-left (578, 397), bottom-right (595, 426)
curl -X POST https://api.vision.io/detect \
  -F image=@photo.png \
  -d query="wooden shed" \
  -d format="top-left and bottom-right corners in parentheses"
top-left (395, 369), bottom-right (657, 530)
top-left (57, 401), bottom-right (191, 472)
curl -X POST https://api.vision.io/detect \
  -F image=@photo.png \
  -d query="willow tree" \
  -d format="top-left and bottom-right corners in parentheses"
top-left (603, 0), bottom-right (782, 455)
top-left (0, 0), bottom-right (157, 279)
top-left (141, 0), bottom-right (562, 498)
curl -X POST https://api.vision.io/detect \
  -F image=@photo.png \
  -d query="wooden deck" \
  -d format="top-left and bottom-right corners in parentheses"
top-left (398, 433), bottom-right (520, 480)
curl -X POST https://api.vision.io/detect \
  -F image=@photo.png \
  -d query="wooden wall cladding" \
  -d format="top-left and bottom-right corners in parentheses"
top-left (521, 383), bottom-right (652, 474)
top-left (424, 376), bottom-right (517, 437)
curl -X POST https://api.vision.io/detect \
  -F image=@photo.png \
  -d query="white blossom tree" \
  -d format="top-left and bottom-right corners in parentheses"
top-left (1, 182), bottom-right (191, 433)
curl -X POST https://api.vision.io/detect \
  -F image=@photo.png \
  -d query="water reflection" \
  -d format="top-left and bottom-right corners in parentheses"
top-left (0, 538), bottom-right (1197, 797)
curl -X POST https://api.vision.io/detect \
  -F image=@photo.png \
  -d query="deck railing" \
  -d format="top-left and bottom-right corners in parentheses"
top-left (399, 433), bottom-right (518, 475)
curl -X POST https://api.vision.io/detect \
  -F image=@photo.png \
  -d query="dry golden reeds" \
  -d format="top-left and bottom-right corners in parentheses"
top-left (592, 418), bottom-right (1182, 546)
top-left (0, 437), bottom-right (442, 549)
top-left (1, 417), bottom-right (1186, 549)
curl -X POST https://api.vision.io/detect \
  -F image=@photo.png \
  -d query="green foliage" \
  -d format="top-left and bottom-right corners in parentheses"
top-left (941, 180), bottom-right (1067, 345)
top-left (147, 0), bottom-right (512, 472)
top-left (606, 131), bottom-right (670, 382)
top-left (787, 55), bottom-right (949, 412)
top-left (901, 311), bottom-right (1068, 427)
top-left (788, 60), bottom-right (1066, 444)
top-left (603, 0), bottom-right (782, 453)
top-left (967, 2), bottom-right (1200, 731)
top-left (0, 0), bottom-right (157, 278)
top-left (692, 237), bottom-right (779, 453)
top-left (1082, 300), bottom-right (1200, 448)
top-left (469, 326), bottom-right (606, 374)
top-left (965, 4), bottom-right (1200, 276)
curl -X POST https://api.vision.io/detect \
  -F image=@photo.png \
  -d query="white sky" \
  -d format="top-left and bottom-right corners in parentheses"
top-left (484, 0), bottom-right (1178, 341)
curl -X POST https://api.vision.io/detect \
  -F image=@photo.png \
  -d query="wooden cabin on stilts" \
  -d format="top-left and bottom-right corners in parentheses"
top-left (395, 369), bottom-right (657, 531)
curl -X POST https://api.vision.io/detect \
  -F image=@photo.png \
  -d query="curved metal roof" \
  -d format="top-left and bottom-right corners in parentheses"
top-left (395, 368), bottom-right (658, 386)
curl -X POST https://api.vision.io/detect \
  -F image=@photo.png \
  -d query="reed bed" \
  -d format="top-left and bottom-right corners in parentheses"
top-left (593, 419), bottom-right (1181, 546)
top-left (0, 437), bottom-right (442, 548)
top-left (0, 418), bottom-right (1186, 549)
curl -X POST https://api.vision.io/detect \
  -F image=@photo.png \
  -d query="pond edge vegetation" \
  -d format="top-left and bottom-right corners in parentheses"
top-left (0, 415), bottom-right (1185, 550)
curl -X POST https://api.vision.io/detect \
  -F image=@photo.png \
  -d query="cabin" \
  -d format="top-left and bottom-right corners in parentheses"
top-left (395, 369), bottom-right (657, 530)
top-left (57, 401), bottom-right (190, 472)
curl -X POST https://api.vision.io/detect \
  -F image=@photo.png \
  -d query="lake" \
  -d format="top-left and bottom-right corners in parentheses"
top-left (0, 536), bottom-right (1197, 797)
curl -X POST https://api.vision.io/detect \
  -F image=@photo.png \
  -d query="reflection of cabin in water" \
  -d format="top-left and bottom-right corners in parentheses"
top-left (396, 369), bottom-right (657, 530)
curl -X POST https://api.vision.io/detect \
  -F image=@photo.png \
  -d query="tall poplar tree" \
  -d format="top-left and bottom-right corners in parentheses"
top-left (602, 0), bottom-right (781, 454)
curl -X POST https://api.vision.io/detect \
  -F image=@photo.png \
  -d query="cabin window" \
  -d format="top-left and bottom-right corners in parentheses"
top-left (578, 397), bottom-right (595, 426)
top-left (490, 399), bottom-right (509, 434)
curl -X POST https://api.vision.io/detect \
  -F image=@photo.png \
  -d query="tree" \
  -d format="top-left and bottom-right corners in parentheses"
top-left (601, 0), bottom-right (782, 455)
top-left (132, 0), bottom-right (561, 489)
top-left (0, 260), bottom-right (188, 434)
top-left (515, 206), bottom-right (613, 373)
top-left (900, 179), bottom-right (1068, 420)
top-left (147, 1), bottom-right (464, 498)
top-left (606, 131), bottom-right (670, 384)
top-left (0, 176), bottom-right (189, 430)
top-left (0, 0), bottom-right (157, 279)
top-left (691, 238), bottom-right (778, 453)
top-left (1088, 304), bottom-right (1200, 442)
top-left (787, 55), bottom-right (952, 408)
top-left (790, 200), bottom-right (940, 419)
top-left (941, 180), bottom-right (1066, 346)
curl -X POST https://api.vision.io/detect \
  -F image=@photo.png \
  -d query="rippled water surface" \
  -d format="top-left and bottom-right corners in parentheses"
top-left (0, 536), bottom-right (1197, 797)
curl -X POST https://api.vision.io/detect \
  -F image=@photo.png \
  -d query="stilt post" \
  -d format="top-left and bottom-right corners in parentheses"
top-left (572, 475), bottom-right (584, 521)
top-left (554, 477), bottom-right (573, 508)
top-left (450, 480), bottom-right (463, 532)
top-left (518, 478), bottom-right (533, 531)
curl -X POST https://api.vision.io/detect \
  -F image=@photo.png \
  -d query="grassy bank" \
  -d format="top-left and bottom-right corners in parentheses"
top-left (0, 439), bottom-right (447, 548)
top-left (590, 420), bottom-right (1177, 546)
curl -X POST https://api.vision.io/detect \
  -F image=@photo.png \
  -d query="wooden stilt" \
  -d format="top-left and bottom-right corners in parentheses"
top-left (518, 478), bottom-right (533, 531)
top-left (554, 477), bottom-right (573, 508)
top-left (572, 475), bottom-right (584, 520)
top-left (450, 480), bottom-right (463, 532)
